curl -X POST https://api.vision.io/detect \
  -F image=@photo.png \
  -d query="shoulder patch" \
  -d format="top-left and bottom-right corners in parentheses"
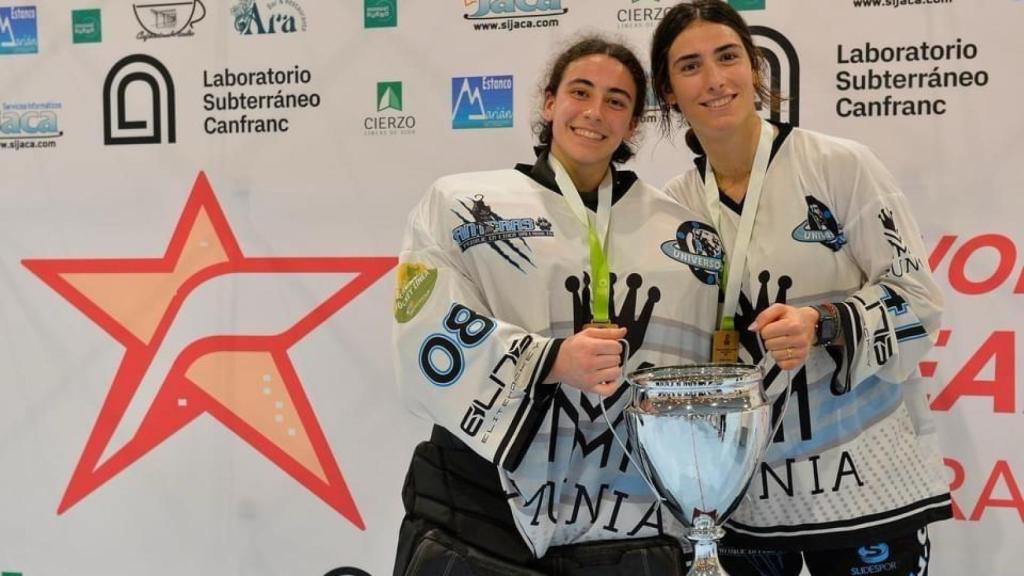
top-left (394, 262), bottom-right (438, 323)
top-left (792, 195), bottom-right (847, 252)
top-left (661, 221), bottom-right (724, 285)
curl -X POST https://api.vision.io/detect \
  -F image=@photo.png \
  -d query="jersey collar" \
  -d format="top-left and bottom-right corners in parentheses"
top-left (515, 147), bottom-right (638, 212)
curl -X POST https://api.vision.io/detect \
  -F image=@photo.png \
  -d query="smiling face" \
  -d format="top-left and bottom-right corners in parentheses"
top-left (663, 20), bottom-right (760, 141)
top-left (542, 54), bottom-right (638, 190)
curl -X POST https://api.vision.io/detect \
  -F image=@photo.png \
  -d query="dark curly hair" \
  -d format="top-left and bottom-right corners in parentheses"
top-left (533, 36), bottom-right (648, 164)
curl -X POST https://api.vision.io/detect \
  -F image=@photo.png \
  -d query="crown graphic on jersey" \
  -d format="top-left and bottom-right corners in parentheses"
top-left (877, 207), bottom-right (897, 234)
top-left (564, 271), bottom-right (660, 359)
top-left (878, 207), bottom-right (912, 259)
top-left (735, 270), bottom-right (805, 441)
top-left (736, 270), bottom-right (794, 366)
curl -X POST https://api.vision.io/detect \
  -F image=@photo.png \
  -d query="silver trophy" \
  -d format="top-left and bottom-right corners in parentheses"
top-left (620, 363), bottom-right (787, 576)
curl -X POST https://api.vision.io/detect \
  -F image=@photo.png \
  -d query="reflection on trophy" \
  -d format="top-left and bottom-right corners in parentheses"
top-left (623, 363), bottom-right (784, 576)
top-left (133, 1), bottom-right (206, 40)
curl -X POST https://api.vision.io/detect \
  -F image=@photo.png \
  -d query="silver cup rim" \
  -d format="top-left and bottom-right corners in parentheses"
top-left (626, 363), bottom-right (763, 390)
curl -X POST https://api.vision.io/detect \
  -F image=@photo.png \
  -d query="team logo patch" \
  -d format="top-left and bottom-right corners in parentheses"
top-left (661, 221), bottom-right (723, 285)
top-left (450, 194), bottom-right (553, 273)
top-left (792, 195), bottom-right (846, 251)
top-left (394, 262), bottom-right (437, 323)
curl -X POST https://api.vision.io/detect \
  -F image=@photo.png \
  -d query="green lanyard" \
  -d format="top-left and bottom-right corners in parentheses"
top-left (586, 226), bottom-right (611, 322)
top-left (549, 155), bottom-right (613, 323)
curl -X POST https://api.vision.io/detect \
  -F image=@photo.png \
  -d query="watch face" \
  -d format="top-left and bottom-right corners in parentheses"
top-left (815, 305), bottom-right (837, 344)
top-left (821, 316), bottom-right (837, 341)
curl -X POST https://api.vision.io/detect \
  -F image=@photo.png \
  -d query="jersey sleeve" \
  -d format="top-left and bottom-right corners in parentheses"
top-left (827, 145), bottom-right (944, 394)
top-left (392, 181), bottom-right (561, 471)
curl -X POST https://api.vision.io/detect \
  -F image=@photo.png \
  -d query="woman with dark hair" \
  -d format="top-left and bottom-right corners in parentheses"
top-left (651, 2), bottom-right (951, 575)
top-left (391, 35), bottom-right (720, 575)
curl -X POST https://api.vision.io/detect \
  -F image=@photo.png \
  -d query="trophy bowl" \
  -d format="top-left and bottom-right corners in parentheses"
top-left (624, 363), bottom-right (773, 576)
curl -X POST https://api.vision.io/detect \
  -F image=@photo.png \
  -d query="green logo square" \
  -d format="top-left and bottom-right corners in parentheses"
top-left (365, 0), bottom-right (397, 28)
top-left (728, 0), bottom-right (766, 10)
top-left (377, 81), bottom-right (402, 112)
top-left (72, 9), bottom-right (102, 44)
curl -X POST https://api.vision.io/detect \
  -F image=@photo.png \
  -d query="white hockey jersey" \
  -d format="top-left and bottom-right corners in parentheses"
top-left (664, 124), bottom-right (951, 549)
top-left (393, 156), bottom-right (720, 557)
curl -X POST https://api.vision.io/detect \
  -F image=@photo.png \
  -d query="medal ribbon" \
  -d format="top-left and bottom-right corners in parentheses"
top-left (703, 118), bottom-right (775, 331)
top-left (550, 154), bottom-right (614, 323)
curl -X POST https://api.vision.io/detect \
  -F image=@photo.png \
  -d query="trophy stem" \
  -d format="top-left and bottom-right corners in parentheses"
top-left (686, 526), bottom-right (730, 576)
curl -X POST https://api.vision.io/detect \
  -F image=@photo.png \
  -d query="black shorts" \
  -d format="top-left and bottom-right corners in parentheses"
top-left (717, 527), bottom-right (931, 576)
top-left (395, 518), bottom-right (688, 576)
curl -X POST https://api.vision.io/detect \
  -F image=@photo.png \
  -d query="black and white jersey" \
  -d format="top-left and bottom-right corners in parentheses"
top-left (393, 155), bottom-right (720, 557)
top-left (664, 124), bottom-right (951, 550)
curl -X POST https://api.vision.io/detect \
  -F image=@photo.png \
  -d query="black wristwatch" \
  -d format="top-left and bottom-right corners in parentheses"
top-left (811, 303), bottom-right (839, 347)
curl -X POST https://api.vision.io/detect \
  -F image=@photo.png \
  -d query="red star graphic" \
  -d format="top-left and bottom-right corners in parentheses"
top-left (22, 172), bottom-right (396, 530)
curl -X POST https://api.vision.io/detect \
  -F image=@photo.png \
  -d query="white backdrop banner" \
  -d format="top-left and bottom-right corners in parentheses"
top-left (0, 1), bottom-right (1021, 575)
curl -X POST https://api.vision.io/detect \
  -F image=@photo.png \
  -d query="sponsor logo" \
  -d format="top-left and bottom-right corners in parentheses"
top-left (661, 221), bottom-right (724, 285)
top-left (132, 0), bottom-right (205, 41)
top-left (451, 75), bottom-right (513, 129)
top-left (22, 171), bottom-right (396, 527)
top-left (394, 262), bottom-right (438, 323)
top-left (465, 0), bottom-right (567, 18)
top-left (835, 39), bottom-right (983, 118)
top-left (615, 0), bottom-right (667, 30)
top-left (103, 54), bottom-right (176, 145)
top-left (858, 544), bottom-right (890, 564)
top-left (232, 0), bottom-right (307, 35)
top-left (72, 9), bottom-right (102, 43)
top-left (852, 0), bottom-right (955, 8)
top-left (851, 543), bottom-right (898, 574)
top-left (729, 0), bottom-right (766, 9)
top-left (751, 26), bottom-right (800, 125)
top-left (366, 81), bottom-right (415, 136)
top-left (377, 81), bottom-right (401, 112)
top-left (792, 195), bottom-right (846, 251)
top-left (0, 5), bottom-right (38, 55)
top-left (465, 0), bottom-right (566, 32)
top-left (364, 0), bottom-right (396, 28)
top-left (202, 66), bottom-right (321, 135)
top-left (0, 100), bottom-right (62, 151)
top-left (450, 195), bottom-right (553, 272)
top-left (460, 335), bottom-right (532, 439)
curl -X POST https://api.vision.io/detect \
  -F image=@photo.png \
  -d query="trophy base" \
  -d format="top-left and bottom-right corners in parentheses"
top-left (686, 539), bottom-right (731, 576)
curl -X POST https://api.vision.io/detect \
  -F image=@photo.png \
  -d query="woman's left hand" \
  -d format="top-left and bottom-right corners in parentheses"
top-left (749, 303), bottom-right (818, 371)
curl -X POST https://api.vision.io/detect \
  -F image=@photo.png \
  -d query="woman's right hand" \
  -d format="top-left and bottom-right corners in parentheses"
top-left (546, 326), bottom-right (627, 396)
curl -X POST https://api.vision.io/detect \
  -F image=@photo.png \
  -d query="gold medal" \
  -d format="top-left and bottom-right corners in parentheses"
top-left (711, 329), bottom-right (739, 363)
